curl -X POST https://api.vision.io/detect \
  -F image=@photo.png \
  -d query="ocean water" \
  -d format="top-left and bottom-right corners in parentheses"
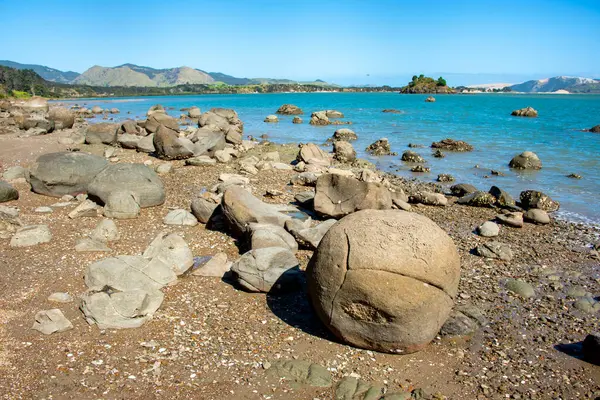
top-left (59, 93), bottom-right (600, 225)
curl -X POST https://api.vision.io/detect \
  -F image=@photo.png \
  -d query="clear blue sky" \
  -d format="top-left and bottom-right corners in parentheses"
top-left (1, 0), bottom-right (598, 86)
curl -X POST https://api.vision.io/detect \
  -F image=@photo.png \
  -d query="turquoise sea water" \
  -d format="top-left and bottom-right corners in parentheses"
top-left (59, 93), bottom-right (600, 225)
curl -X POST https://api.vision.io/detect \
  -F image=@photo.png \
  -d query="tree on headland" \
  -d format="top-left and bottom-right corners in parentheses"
top-left (436, 77), bottom-right (447, 86)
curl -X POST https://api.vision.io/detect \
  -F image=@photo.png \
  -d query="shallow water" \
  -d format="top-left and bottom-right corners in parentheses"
top-left (58, 92), bottom-right (600, 224)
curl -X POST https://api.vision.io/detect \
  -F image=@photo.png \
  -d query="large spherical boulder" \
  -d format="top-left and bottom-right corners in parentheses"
top-left (509, 151), bottom-right (542, 170)
top-left (48, 107), bottom-right (75, 130)
top-left (29, 152), bottom-right (109, 197)
top-left (307, 209), bottom-right (460, 354)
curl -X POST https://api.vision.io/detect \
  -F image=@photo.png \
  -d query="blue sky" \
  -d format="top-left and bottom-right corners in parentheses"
top-left (1, 0), bottom-right (599, 86)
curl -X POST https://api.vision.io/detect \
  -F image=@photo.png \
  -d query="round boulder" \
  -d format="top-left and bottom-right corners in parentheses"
top-left (307, 209), bottom-right (460, 354)
top-left (87, 164), bottom-right (165, 208)
top-left (29, 152), bottom-right (109, 197)
top-left (509, 151), bottom-right (542, 170)
top-left (264, 115), bottom-right (279, 123)
top-left (332, 128), bottom-right (357, 142)
top-left (48, 107), bottom-right (75, 130)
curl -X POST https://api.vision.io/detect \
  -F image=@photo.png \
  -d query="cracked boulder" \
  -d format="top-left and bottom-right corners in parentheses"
top-left (314, 174), bottom-right (392, 218)
top-left (307, 209), bottom-right (460, 354)
top-left (29, 152), bottom-right (109, 197)
top-left (87, 163), bottom-right (165, 208)
top-left (287, 219), bottom-right (337, 250)
top-left (230, 247), bottom-right (302, 293)
top-left (142, 232), bottom-right (194, 276)
top-left (80, 289), bottom-right (164, 330)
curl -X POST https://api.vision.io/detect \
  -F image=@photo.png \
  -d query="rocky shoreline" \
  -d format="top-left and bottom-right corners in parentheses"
top-left (0, 98), bottom-right (599, 399)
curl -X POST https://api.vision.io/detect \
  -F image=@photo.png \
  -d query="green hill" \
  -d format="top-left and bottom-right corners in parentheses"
top-left (0, 60), bottom-right (79, 83)
top-left (400, 74), bottom-right (454, 94)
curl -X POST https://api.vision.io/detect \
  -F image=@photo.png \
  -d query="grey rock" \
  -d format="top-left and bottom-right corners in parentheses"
top-left (496, 212), bottom-right (524, 228)
top-left (153, 125), bottom-right (194, 160)
top-left (266, 359), bottom-right (332, 388)
top-left (85, 123), bottom-right (118, 145)
top-left (0, 181), bottom-right (18, 203)
top-left (80, 289), bottom-right (164, 329)
top-left (85, 255), bottom-right (177, 292)
top-left (509, 151), bottom-right (542, 169)
top-left (191, 197), bottom-right (218, 223)
top-left (334, 376), bottom-right (384, 400)
top-left (103, 191), bottom-right (140, 219)
top-left (249, 223), bottom-right (298, 252)
top-left (276, 104), bottom-right (304, 115)
top-left (506, 279), bottom-right (535, 298)
top-left (457, 191), bottom-right (496, 207)
top-left (191, 253), bottom-right (231, 277)
top-left (34, 206), bottom-right (53, 213)
top-left (475, 241), bottom-right (513, 261)
top-left (450, 183), bottom-right (477, 197)
top-left (289, 219), bottom-right (337, 250)
top-left (75, 237), bottom-right (112, 252)
top-left (2, 166), bottom-right (28, 181)
top-left (332, 128), bottom-right (357, 142)
top-left (32, 309), bottom-right (73, 335)
top-left (145, 112), bottom-right (179, 133)
top-left (155, 163), bottom-right (172, 175)
top-left (87, 163), bottom-right (165, 208)
top-left (401, 150), bottom-right (425, 163)
top-left (299, 143), bottom-right (331, 166)
top-left (524, 208), bottom-right (550, 224)
top-left (431, 138), bottom-right (473, 152)
top-left (221, 186), bottom-right (291, 236)
top-left (90, 219), bottom-right (119, 242)
top-left (264, 115), bottom-right (279, 123)
top-left (188, 106), bottom-right (201, 118)
top-left (477, 221), bottom-right (499, 237)
top-left (333, 141), bottom-right (356, 163)
top-left (117, 133), bottom-right (141, 149)
top-left (231, 247), bottom-right (301, 293)
top-left (574, 297), bottom-right (600, 314)
top-left (29, 152), bottom-right (108, 197)
top-left (314, 174), bottom-right (392, 218)
top-left (67, 199), bottom-right (100, 219)
top-left (163, 209), bottom-right (198, 226)
top-left (48, 107), bottom-right (75, 129)
top-left (290, 172), bottom-right (318, 187)
top-left (136, 134), bottom-right (155, 153)
top-left (489, 186), bottom-right (515, 208)
top-left (143, 233), bottom-right (194, 276)
top-left (186, 156), bottom-right (216, 166)
top-left (440, 309), bottom-right (481, 338)
top-left (10, 225), bottom-right (52, 247)
top-left (365, 138), bottom-right (395, 156)
top-left (47, 292), bottom-right (73, 303)
top-left (0, 205), bottom-right (22, 239)
top-left (294, 191), bottom-right (315, 207)
top-left (583, 333), bottom-right (600, 365)
top-left (410, 191), bottom-right (448, 206)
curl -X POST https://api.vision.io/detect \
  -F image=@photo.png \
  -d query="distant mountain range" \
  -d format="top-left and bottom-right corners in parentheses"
top-left (0, 60), bottom-right (79, 83)
top-left (0, 60), bottom-right (334, 87)
top-left (509, 76), bottom-right (600, 93)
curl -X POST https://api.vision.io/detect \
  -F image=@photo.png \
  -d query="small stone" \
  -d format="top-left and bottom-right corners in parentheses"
top-left (192, 253), bottom-right (231, 277)
top-left (75, 237), bottom-right (112, 252)
top-left (68, 200), bottom-right (100, 219)
top-left (505, 279), bottom-right (535, 298)
top-left (34, 207), bottom-right (53, 213)
top-left (48, 292), bottom-right (73, 303)
top-left (163, 209), bottom-right (198, 226)
top-left (475, 241), bottom-right (512, 261)
top-left (477, 221), bottom-right (499, 237)
top-left (32, 309), bottom-right (73, 335)
top-left (496, 212), bottom-right (524, 228)
top-left (155, 163), bottom-right (173, 174)
top-left (524, 208), bottom-right (550, 225)
top-left (10, 225), bottom-right (52, 247)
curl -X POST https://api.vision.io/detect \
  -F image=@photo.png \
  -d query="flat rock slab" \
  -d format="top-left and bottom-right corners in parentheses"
top-left (191, 253), bottom-right (231, 277)
top-left (32, 309), bottom-right (73, 335)
top-left (265, 360), bottom-right (332, 388)
top-left (75, 237), bottom-right (112, 252)
top-left (163, 209), bottom-right (198, 226)
top-left (47, 292), bottom-right (73, 303)
top-left (68, 199), bottom-right (100, 219)
top-left (10, 225), bottom-right (52, 247)
top-left (80, 289), bottom-right (163, 329)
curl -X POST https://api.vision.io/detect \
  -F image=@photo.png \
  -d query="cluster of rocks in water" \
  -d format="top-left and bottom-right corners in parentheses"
top-left (2, 98), bottom-right (598, 397)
